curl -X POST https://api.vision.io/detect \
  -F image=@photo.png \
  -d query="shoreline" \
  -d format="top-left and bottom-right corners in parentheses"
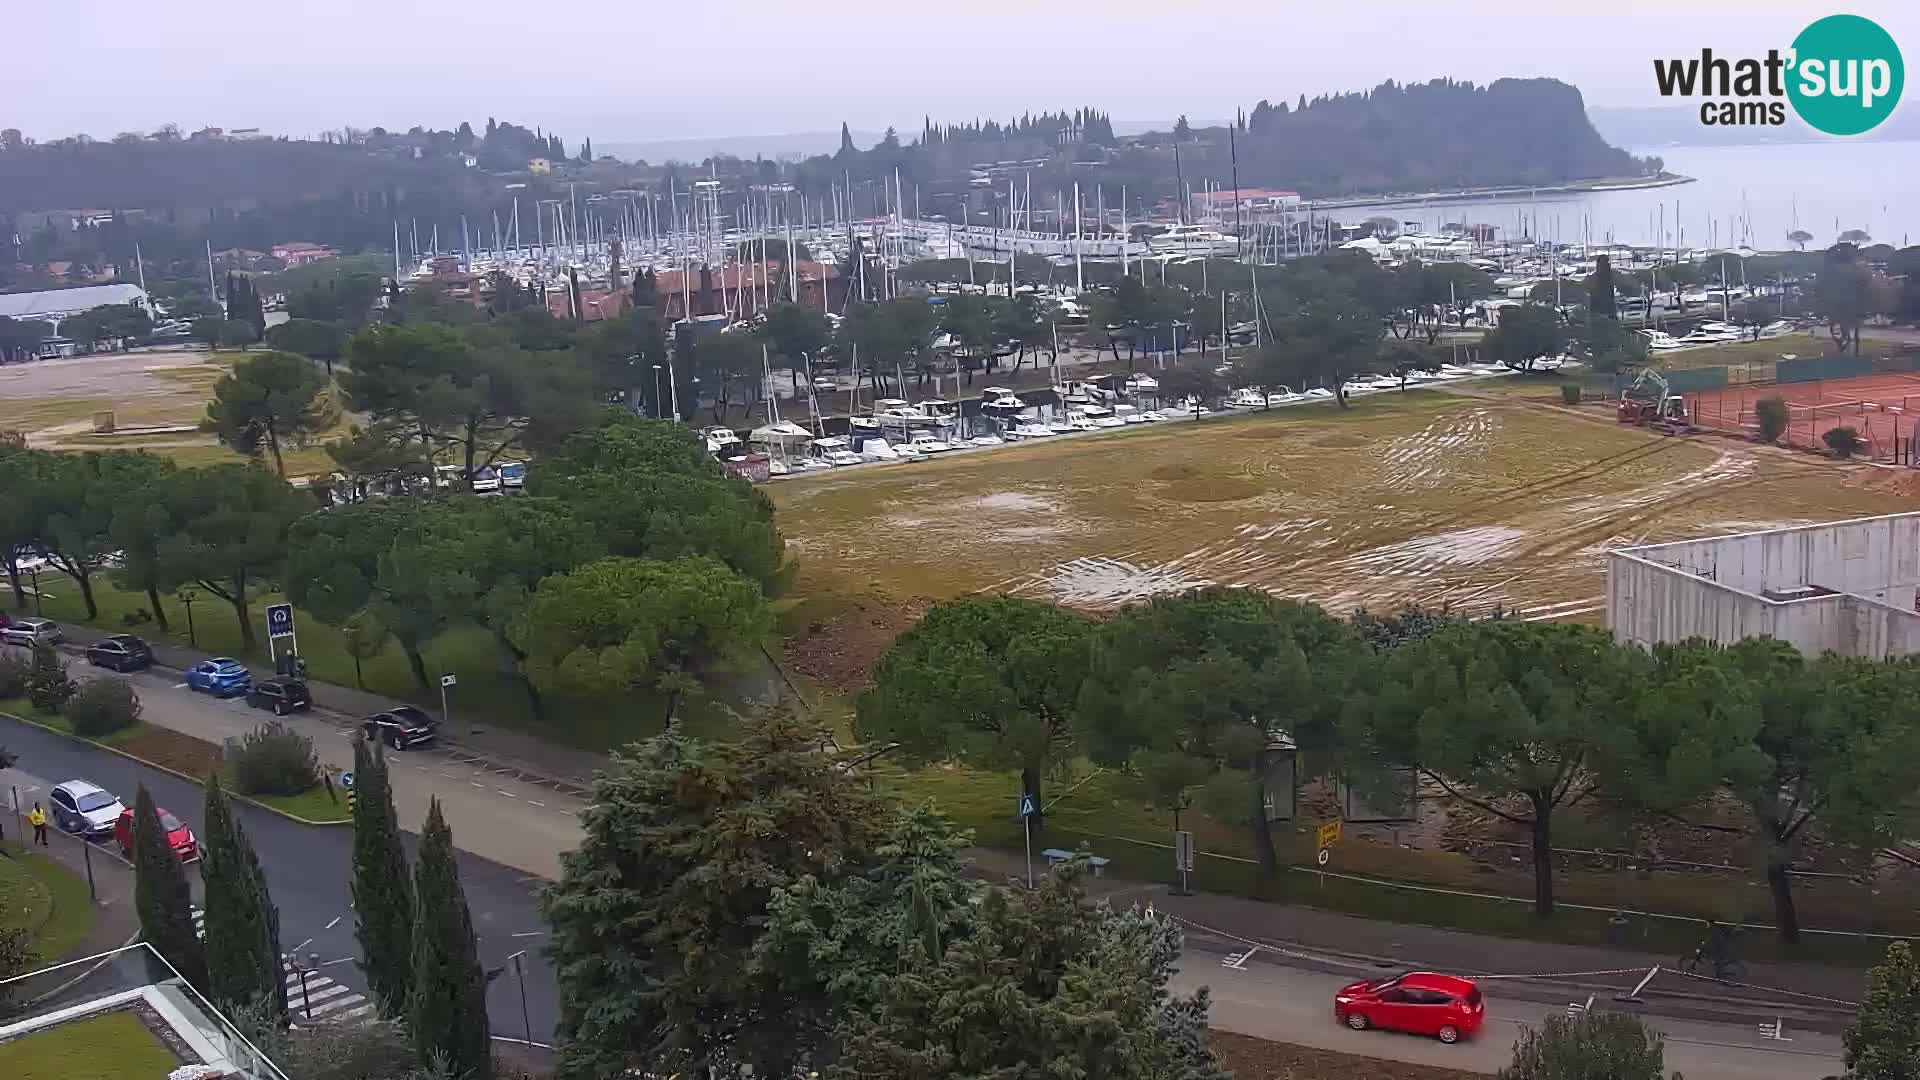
top-left (1305, 172), bottom-right (1696, 212)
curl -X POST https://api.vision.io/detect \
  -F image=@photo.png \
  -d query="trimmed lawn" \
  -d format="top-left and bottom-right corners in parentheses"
top-left (248, 785), bottom-right (349, 824)
top-left (0, 847), bottom-right (98, 965)
top-left (0, 1010), bottom-right (180, 1079)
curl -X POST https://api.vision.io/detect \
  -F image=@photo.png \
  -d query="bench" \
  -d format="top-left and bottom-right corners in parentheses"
top-left (1039, 849), bottom-right (1110, 876)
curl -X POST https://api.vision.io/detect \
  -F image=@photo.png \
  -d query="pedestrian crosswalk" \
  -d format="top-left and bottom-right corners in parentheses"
top-left (187, 907), bottom-right (374, 1023)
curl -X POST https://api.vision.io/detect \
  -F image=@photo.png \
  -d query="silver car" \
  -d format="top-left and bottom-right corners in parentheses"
top-left (0, 618), bottom-right (63, 647)
top-left (49, 779), bottom-right (125, 839)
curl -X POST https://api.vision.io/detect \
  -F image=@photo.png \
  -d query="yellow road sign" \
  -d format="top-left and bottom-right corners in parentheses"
top-left (1315, 819), bottom-right (1342, 850)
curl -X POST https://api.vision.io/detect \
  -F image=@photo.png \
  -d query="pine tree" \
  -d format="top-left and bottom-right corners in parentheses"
top-left (409, 799), bottom-right (491, 1080)
top-left (1844, 940), bottom-right (1920, 1078)
top-left (838, 122), bottom-right (855, 157)
top-left (352, 737), bottom-right (413, 1017)
top-left (132, 785), bottom-right (206, 990)
top-left (581, 137), bottom-right (593, 163)
top-left (201, 773), bottom-right (287, 1019)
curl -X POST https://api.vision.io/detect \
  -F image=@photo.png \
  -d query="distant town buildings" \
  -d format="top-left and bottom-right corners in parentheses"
top-left (270, 241), bottom-right (337, 267)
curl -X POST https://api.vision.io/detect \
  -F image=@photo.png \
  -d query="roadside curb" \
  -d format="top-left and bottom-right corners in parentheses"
top-left (0, 709), bottom-right (351, 828)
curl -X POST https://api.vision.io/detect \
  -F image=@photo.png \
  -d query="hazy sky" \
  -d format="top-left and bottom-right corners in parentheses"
top-left (9, 1), bottom-right (1916, 142)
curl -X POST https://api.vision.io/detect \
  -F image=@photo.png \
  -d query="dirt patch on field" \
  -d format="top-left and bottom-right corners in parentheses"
top-left (1150, 464), bottom-right (1202, 482)
top-left (1159, 476), bottom-right (1262, 503)
top-left (1210, 1032), bottom-right (1484, 1079)
top-left (782, 592), bottom-right (931, 694)
top-left (1313, 433), bottom-right (1372, 449)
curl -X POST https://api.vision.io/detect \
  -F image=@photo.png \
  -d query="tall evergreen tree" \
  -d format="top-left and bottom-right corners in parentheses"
top-left (132, 785), bottom-right (206, 991)
top-left (201, 773), bottom-right (287, 1019)
top-left (409, 799), bottom-right (491, 1080)
top-left (351, 737), bottom-right (413, 1017)
top-left (1589, 254), bottom-right (1619, 319)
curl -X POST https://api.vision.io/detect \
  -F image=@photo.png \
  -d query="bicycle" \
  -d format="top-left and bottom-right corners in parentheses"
top-left (1678, 925), bottom-right (1748, 983)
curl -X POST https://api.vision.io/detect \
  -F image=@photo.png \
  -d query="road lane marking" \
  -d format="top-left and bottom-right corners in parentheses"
top-left (324, 916), bottom-right (342, 930)
top-left (320, 957), bottom-right (354, 967)
top-left (525, 801), bottom-right (544, 808)
top-left (497, 790), bottom-right (516, 798)
top-left (173, 682), bottom-right (188, 689)
top-left (510, 931), bottom-right (543, 938)
top-left (292, 937), bottom-right (313, 953)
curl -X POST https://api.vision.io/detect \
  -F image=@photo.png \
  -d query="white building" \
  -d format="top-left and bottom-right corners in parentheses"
top-left (0, 282), bottom-right (150, 326)
top-left (1607, 513), bottom-right (1920, 658)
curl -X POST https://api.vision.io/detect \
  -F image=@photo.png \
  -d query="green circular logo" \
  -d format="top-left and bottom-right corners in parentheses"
top-left (1787, 14), bottom-right (1904, 136)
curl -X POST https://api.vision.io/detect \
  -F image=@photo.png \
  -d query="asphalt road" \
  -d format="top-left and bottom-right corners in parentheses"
top-left (1177, 934), bottom-right (1844, 1080)
top-left (0, 714), bottom-right (560, 1046)
top-left (87, 661), bottom-right (586, 880)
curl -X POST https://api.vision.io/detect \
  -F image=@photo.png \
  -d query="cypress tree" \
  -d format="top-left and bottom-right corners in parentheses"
top-left (132, 785), bottom-right (206, 991)
top-left (1589, 254), bottom-right (1619, 319)
top-left (351, 737), bottom-right (413, 1017)
top-left (201, 773), bottom-right (287, 1020)
top-left (409, 799), bottom-right (491, 1079)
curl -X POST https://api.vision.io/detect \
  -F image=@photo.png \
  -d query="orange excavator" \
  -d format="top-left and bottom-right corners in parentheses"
top-left (1616, 368), bottom-right (1693, 435)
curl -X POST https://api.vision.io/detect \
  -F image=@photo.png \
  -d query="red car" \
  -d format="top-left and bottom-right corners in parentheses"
top-left (1334, 972), bottom-right (1484, 1044)
top-left (114, 806), bottom-right (198, 862)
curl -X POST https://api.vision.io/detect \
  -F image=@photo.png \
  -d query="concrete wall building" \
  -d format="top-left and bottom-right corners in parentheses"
top-left (1607, 512), bottom-right (1920, 658)
top-left (0, 282), bottom-right (150, 325)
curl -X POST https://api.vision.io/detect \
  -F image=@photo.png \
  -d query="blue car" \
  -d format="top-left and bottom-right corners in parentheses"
top-left (186, 657), bottom-right (252, 697)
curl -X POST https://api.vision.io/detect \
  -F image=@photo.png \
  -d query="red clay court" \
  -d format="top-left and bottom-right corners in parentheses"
top-left (1686, 370), bottom-right (1920, 461)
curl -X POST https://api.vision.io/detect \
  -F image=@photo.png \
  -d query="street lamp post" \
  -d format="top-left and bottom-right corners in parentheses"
top-left (28, 563), bottom-right (41, 617)
top-left (284, 951), bottom-right (321, 1019)
top-left (652, 364), bottom-right (665, 419)
top-left (176, 589), bottom-right (199, 648)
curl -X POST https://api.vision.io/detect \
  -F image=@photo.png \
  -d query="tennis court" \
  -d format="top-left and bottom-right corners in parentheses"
top-left (1686, 370), bottom-right (1920, 461)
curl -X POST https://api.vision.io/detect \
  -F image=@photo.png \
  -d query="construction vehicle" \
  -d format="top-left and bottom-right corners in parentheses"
top-left (1616, 367), bottom-right (1693, 435)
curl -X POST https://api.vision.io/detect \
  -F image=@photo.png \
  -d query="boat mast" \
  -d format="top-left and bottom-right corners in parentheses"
top-left (1072, 180), bottom-right (1083, 292)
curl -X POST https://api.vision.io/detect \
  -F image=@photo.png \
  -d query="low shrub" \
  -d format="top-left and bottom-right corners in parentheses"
top-left (67, 677), bottom-right (143, 736)
top-left (1823, 425), bottom-right (1863, 459)
top-left (1754, 396), bottom-right (1789, 444)
top-left (1559, 383), bottom-right (1581, 405)
top-left (229, 721), bottom-right (319, 797)
top-left (24, 642), bottom-right (76, 713)
top-left (0, 651), bottom-right (27, 699)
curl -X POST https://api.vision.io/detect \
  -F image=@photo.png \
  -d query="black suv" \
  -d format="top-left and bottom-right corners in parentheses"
top-left (86, 634), bottom-right (153, 672)
top-left (362, 705), bottom-right (439, 750)
top-left (245, 678), bottom-right (312, 716)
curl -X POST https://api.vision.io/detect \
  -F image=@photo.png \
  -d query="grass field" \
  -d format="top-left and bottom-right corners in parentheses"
top-left (0, 1010), bottom-right (180, 1079)
top-left (1211, 1032), bottom-right (1483, 1080)
top-left (0, 846), bottom-right (96, 964)
top-left (773, 388), bottom-right (1914, 621)
top-left (0, 348), bottom-right (347, 478)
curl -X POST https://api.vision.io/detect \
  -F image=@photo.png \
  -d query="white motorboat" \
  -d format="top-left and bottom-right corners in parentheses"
top-left (1011, 422), bottom-right (1056, 439)
top-left (905, 433), bottom-right (953, 454)
top-left (858, 437), bottom-right (901, 462)
top-left (1176, 397), bottom-right (1211, 416)
top-left (1125, 374), bottom-right (1160, 395)
top-left (983, 387), bottom-right (1027, 413)
top-left (849, 415), bottom-right (883, 437)
top-left (703, 426), bottom-right (742, 454)
top-left (1226, 388), bottom-right (1267, 409)
top-left (912, 399), bottom-right (959, 426)
top-left (767, 459), bottom-right (790, 477)
top-left (1302, 387), bottom-right (1336, 399)
top-left (968, 433), bottom-right (1004, 447)
top-left (809, 437), bottom-right (862, 467)
top-left (1064, 412), bottom-right (1100, 432)
top-left (1148, 224), bottom-right (1241, 257)
top-left (1114, 404), bottom-right (1146, 425)
top-left (1141, 410), bottom-right (1168, 422)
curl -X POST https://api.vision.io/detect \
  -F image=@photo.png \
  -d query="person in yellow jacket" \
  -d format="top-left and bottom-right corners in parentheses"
top-left (28, 802), bottom-right (49, 846)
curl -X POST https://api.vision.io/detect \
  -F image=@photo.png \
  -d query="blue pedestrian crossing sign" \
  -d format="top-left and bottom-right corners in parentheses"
top-left (1018, 794), bottom-right (1037, 819)
top-left (265, 603), bottom-right (295, 640)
